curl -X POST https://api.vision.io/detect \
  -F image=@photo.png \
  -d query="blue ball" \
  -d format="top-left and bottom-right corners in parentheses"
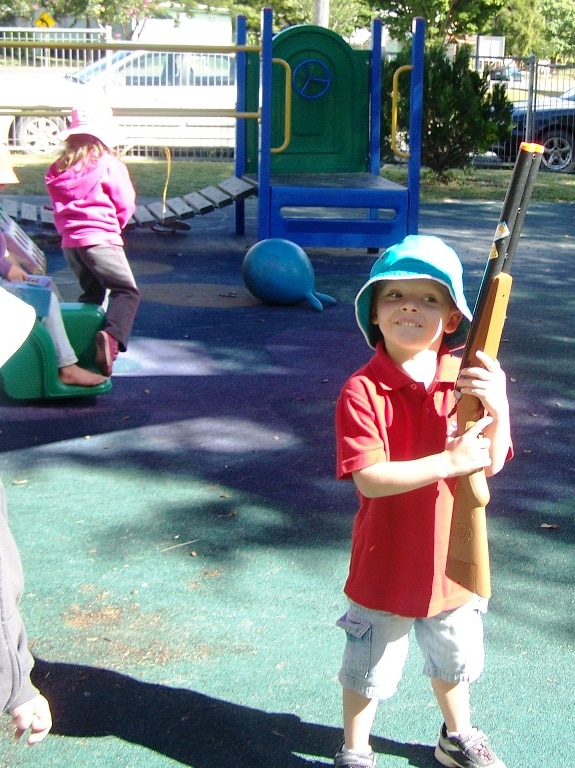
top-left (242, 238), bottom-right (316, 306)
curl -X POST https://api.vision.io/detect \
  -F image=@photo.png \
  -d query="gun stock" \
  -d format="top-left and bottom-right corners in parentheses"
top-left (446, 274), bottom-right (512, 597)
top-left (446, 142), bottom-right (544, 598)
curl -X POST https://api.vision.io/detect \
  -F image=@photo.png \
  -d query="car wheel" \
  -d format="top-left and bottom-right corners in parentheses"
top-left (15, 115), bottom-right (67, 155)
top-left (539, 129), bottom-right (575, 172)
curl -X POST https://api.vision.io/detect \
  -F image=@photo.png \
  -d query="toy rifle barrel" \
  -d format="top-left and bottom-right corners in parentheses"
top-left (462, 142), bottom-right (544, 370)
top-left (446, 142), bottom-right (543, 598)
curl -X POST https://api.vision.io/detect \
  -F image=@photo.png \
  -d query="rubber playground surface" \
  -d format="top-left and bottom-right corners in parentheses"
top-left (0, 196), bottom-right (574, 767)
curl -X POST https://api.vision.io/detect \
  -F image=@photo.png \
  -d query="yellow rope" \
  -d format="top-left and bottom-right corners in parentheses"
top-left (161, 146), bottom-right (171, 222)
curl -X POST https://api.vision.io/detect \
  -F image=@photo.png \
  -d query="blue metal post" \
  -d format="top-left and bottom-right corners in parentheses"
top-left (257, 7), bottom-right (274, 241)
top-left (234, 15), bottom-right (247, 235)
top-left (407, 17), bottom-right (425, 235)
top-left (368, 18), bottom-right (382, 175)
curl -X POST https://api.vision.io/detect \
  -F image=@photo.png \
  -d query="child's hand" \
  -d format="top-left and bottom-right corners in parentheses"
top-left (456, 350), bottom-right (508, 420)
top-left (9, 693), bottom-right (52, 745)
top-left (6, 264), bottom-right (29, 282)
top-left (444, 415), bottom-right (493, 477)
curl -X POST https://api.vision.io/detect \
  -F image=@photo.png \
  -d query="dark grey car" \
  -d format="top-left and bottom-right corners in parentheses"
top-left (493, 86), bottom-right (575, 172)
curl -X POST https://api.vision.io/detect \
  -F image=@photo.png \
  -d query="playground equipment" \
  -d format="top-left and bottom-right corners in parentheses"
top-left (1, 302), bottom-right (111, 399)
top-left (234, 10), bottom-right (425, 250)
top-left (242, 238), bottom-right (336, 311)
top-left (117, 11), bottom-right (425, 249)
top-left (0, 206), bottom-right (111, 400)
top-left (3, 13), bottom-right (424, 252)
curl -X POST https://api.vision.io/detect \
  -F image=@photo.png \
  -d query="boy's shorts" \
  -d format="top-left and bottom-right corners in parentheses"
top-left (337, 597), bottom-right (487, 700)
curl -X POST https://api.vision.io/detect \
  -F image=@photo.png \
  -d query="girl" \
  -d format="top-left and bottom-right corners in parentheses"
top-left (45, 104), bottom-right (140, 377)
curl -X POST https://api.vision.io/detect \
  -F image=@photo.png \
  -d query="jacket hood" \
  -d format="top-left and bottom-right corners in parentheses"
top-left (45, 158), bottom-right (105, 203)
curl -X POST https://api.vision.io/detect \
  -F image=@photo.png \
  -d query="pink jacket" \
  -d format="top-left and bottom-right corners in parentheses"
top-left (45, 152), bottom-right (136, 249)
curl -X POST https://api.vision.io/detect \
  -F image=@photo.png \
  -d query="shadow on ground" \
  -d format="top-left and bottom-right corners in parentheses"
top-left (32, 659), bottom-right (437, 768)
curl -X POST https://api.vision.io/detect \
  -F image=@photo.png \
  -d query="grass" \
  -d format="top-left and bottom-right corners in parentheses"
top-left (7, 154), bottom-right (575, 203)
top-left (10, 155), bottom-right (236, 200)
top-left (382, 164), bottom-right (575, 203)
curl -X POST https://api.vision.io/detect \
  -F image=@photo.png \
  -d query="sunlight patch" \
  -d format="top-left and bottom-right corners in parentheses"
top-left (113, 337), bottom-right (286, 376)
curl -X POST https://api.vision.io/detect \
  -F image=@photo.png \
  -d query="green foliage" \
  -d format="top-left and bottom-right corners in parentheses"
top-left (382, 44), bottom-right (513, 179)
top-left (368, 0), bottom-right (504, 44)
top-left (487, 0), bottom-right (546, 57)
top-left (540, 0), bottom-right (575, 60)
top-left (0, 0), bottom-right (176, 30)
top-left (234, 0), bottom-right (370, 39)
top-left (422, 46), bottom-right (513, 176)
top-left (472, 0), bottom-right (575, 59)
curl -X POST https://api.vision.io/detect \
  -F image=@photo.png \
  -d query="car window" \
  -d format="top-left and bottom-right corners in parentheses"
top-left (66, 50), bottom-right (235, 88)
top-left (67, 50), bottom-right (132, 84)
top-left (184, 53), bottom-right (236, 86)
top-left (121, 51), bottom-right (171, 86)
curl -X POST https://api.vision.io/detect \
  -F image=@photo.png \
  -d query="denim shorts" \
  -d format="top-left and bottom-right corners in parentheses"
top-left (337, 597), bottom-right (487, 700)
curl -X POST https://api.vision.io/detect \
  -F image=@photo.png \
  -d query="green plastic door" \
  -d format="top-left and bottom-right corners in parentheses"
top-left (270, 25), bottom-right (370, 174)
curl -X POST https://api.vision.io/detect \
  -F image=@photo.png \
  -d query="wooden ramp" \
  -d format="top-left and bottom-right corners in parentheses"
top-left (132, 176), bottom-right (258, 228)
top-left (1, 176), bottom-right (258, 237)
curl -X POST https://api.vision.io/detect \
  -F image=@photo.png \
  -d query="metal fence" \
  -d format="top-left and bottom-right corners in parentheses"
top-left (2, 31), bottom-right (574, 169)
top-left (0, 31), bottom-right (239, 158)
top-left (476, 56), bottom-right (575, 171)
top-left (0, 27), bottom-right (107, 70)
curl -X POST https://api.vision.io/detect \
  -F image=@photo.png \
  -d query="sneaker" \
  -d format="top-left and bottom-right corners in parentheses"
top-left (435, 723), bottom-right (506, 768)
top-left (334, 743), bottom-right (376, 768)
top-left (95, 330), bottom-right (119, 377)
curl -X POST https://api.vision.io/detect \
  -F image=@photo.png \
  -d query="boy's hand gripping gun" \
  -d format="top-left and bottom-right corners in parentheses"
top-left (446, 142), bottom-right (544, 598)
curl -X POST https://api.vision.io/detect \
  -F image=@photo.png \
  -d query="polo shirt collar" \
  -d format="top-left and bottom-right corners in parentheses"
top-left (370, 341), bottom-right (460, 391)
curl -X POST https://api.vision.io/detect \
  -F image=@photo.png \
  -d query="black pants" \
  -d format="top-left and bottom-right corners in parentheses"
top-left (63, 244), bottom-right (141, 351)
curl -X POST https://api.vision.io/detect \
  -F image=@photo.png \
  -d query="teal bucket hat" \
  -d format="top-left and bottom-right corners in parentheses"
top-left (355, 235), bottom-right (473, 350)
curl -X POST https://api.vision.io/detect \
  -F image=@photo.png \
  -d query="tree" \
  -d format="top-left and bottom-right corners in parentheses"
top-left (235, 0), bottom-right (370, 38)
top-left (487, 0), bottom-right (545, 57)
top-left (0, 0), bottom-right (168, 34)
top-left (366, 0), bottom-right (505, 44)
top-left (540, 0), bottom-right (575, 60)
top-left (382, 44), bottom-right (513, 179)
top-left (460, 0), bottom-right (575, 60)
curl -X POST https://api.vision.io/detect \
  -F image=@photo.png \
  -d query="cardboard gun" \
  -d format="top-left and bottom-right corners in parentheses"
top-left (446, 142), bottom-right (544, 598)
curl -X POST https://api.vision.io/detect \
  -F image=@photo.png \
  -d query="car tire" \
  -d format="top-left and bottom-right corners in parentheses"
top-left (15, 115), bottom-right (67, 156)
top-left (539, 129), bottom-right (575, 172)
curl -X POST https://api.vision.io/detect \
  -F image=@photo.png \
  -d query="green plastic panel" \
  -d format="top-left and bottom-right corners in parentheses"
top-left (244, 26), bottom-right (370, 175)
top-left (270, 26), bottom-right (370, 173)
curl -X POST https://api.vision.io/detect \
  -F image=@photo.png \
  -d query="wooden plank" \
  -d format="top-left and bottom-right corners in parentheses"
top-left (217, 176), bottom-right (258, 201)
top-left (182, 192), bottom-right (214, 215)
top-left (198, 185), bottom-right (233, 208)
top-left (39, 207), bottom-right (55, 228)
top-left (165, 197), bottom-right (195, 219)
top-left (132, 205), bottom-right (157, 227)
top-left (0, 198), bottom-right (19, 219)
top-left (20, 202), bottom-right (38, 225)
top-left (146, 201), bottom-right (177, 223)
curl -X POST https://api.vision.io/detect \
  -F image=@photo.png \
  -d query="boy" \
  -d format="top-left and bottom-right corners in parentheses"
top-left (335, 235), bottom-right (511, 768)
top-left (0, 286), bottom-right (52, 744)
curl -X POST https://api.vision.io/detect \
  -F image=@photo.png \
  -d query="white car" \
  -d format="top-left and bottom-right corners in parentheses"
top-left (0, 49), bottom-right (237, 155)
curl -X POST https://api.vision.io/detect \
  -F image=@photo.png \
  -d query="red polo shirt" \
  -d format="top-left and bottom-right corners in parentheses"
top-left (336, 342), bottom-right (473, 618)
